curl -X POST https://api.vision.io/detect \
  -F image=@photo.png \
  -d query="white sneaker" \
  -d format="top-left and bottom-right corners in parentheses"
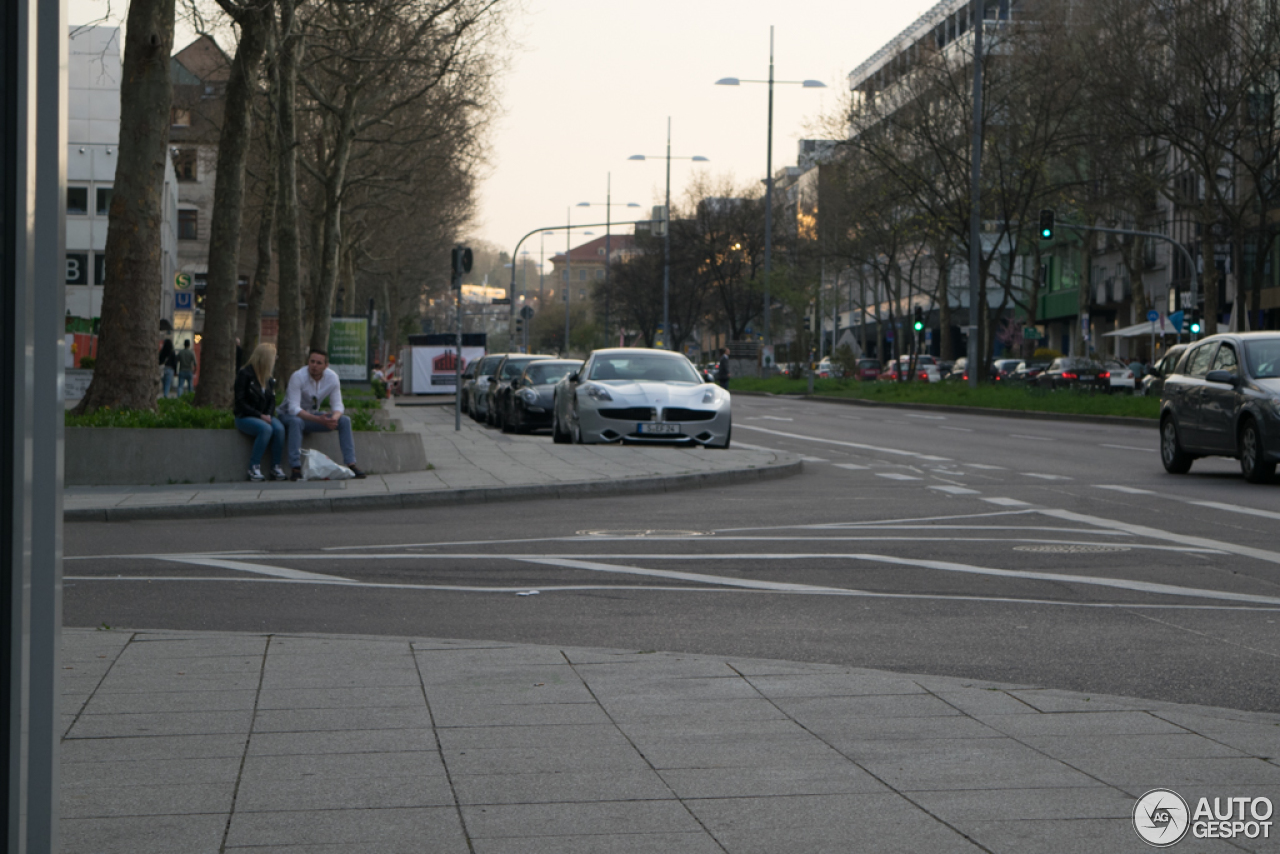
top-left (247, 465), bottom-right (265, 482)
top-left (270, 465), bottom-right (287, 481)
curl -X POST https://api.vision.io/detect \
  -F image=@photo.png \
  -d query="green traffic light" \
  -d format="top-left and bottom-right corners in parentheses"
top-left (1040, 228), bottom-right (1052, 239)
top-left (913, 322), bottom-right (924, 332)
top-left (1190, 322), bottom-right (1201, 334)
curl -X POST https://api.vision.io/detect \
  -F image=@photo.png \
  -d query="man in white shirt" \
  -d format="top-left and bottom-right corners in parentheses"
top-left (279, 349), bottom-right (365, 480)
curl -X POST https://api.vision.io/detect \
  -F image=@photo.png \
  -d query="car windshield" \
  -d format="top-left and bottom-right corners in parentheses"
top-left (501, 358), bottom-right (543, 380)
top-left (588, 354), bottom-right (701, 384)
top-left (525, 363), bottom-right (576, 385)
top-left (1243, 338), bottom-right (1280, 379)
top-left (477, 357), bottom-right (500, 375)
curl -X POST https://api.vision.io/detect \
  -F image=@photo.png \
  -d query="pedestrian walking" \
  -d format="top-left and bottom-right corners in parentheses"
top-left (158, 338), bottom-right (177, 398)
top-left (278, 349), bottom-right (366, 481)
top-left (234, 344), bottom-right (287, 482)
top-left (175, 339), bottom-right (197, 395)
top-left (716, 347), bottom-right (731, 390)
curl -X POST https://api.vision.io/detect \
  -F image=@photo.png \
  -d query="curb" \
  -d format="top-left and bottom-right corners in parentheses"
top-left (732, 390), bottom-right (1158, 429)
top-left (64, 458), bottom-right (804, 523)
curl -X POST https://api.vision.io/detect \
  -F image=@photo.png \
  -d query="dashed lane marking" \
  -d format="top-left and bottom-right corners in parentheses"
top-left (876, 473), bottom-right (923, 481)
top-left (735, 424), bottom-right (952, 462)
top-left (906, 414), bottom-right (946, 420)
top-left (939, 426), bottom-right (973, 433)
top-left (1009, 434), bottom-right (1053, 441)
top-left (1096, 485), bottom-right (1157, 495)
top-left (930, 485), bottom-right (980, 495)
top-left (833, 463), bottom-right (869, 470)
top-left (964, 463), bottom-right (1006, 470)
top-left (1023, 473), bottom-right (1072, 481)
top-left (1100, 444), bottom-right (1158, 453)
top-left (983, 497), bottom-right (1033, 507)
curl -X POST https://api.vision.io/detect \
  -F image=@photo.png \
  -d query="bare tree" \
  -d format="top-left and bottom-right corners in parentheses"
top-left (74, 0), bottom-right (176, 415)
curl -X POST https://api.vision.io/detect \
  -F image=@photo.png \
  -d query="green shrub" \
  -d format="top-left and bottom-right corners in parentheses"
top-left (78, 356), bottom-right (95, 369)
top-left (66, 395), bottom-right (391, 431)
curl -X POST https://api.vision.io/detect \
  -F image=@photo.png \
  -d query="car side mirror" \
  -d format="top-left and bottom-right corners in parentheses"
top-left (1205, 370), bottom-right (1238, 386)
top-left (568, 372), bottom-right (578, 382)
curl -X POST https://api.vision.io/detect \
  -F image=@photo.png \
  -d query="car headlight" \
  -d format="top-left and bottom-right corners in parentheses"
top-left (702, 387), bottom-right (720, 404)
top-left (584, 383), bottom-right (612, 401)
top-left (518, 388), bottom-right (538, 404)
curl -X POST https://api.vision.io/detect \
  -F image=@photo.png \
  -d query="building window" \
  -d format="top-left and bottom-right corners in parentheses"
top-left (597, 248), bottom-right (605, 255)
top-left (171, 108), bottom-right (191, 128)
top-left (578, 270), bottom-right (586, 281)
top-left (67, 186), bottom-right (88, 215)
top-left (178, 209), bottom-right (198, 240)
top-left (595, 269), bottom-right (604, 280)
top-left (95, 187), bottom-right (113, 216)
top-left (174, 149), bottom-right (198, 182)
top-left (562, 271), bottom-right (568, 282)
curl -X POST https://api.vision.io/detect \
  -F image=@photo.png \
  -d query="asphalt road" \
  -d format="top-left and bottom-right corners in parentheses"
top-left (66, 395), bottom-right (1280, 713)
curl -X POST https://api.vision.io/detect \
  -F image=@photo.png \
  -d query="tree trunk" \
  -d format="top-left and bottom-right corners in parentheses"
top-left (74, 0), bottom-right (175, 415)
top-left (310, 116), bottom-right (355, 352)
top-left (195, 8), bottom-right (269, 407)
top-left (243, 121), bottom-right (276, 356)
top-left (274, 0), bottom-right (304, 382)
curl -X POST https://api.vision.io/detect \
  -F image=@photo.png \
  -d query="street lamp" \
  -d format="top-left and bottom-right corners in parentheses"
top-left (578, 173), bottom-right (640, 348)
top-left (716, 26), bottom-right (826, 359)
top-left (628, 117), bottom-right (709, 350)
top-left (561, 206), bottom-right (594, 356)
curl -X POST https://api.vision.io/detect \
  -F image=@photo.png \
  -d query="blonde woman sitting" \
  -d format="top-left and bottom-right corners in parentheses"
top-left (234, 344), bottom-right (287, 481)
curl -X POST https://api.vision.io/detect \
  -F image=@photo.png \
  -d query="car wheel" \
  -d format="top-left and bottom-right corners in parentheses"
top-left (552, 408), bottom-right (570, 444)
top-left (1239, 419), bottom-right (1275, 484)
top-left (1160, 416), bottom-right (1194, 474)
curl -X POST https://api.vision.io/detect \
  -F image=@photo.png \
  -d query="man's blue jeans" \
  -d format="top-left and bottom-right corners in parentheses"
top-left (234, 416), bottom-right (286, 468)
top-left (177, 370), bottom-right (194, 395)
top-left (280, 411), bottom-right (356, 470)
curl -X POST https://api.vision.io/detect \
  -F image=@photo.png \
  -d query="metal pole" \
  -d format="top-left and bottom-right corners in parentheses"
top-left (454, 269), bottom-right (461, 431)
top-left (565, 208), bottom-right (572, 356)
top-left (663, 117), bottom-right (671, 350)
top-left (605, 173), bottom-right (611, 350)
top-left (967, 0), bottom-right (983, 388)
top-left (763, 26), bottom-right (775, 352)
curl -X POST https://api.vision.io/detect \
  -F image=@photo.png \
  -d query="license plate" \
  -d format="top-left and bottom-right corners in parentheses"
top-left (1080, 375), bottom-right (1094, 380)
top-left (638, 423), bottom-right (680, 434)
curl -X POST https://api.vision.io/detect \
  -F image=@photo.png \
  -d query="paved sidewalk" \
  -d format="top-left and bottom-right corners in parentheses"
top-left (66, 403), bottom-right (799, 522)
top-left (61, 628), bottom-right (1279, 853)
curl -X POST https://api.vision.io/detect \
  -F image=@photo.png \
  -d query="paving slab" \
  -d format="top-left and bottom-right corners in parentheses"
top-left (59, 627), bottom-right (1280, 853)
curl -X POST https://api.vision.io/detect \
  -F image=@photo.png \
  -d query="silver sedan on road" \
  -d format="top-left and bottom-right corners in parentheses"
top-left (551, 348), bottom-right (732, 448)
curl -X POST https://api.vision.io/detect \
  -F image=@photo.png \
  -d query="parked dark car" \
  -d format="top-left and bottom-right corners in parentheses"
top-left (503, 359), bottom-right (581, 434)
top-left (465, 354), bottom-right (506, 422)
top-left (1159, 332), bottom-right (1280, 482)
top-left (1140, 344), bottom-right (1189, 397)
top-left (1034, 357), bottom-right (1111, 391)
top-left (1009, 361), bottom-right (1050, 383)
top-left (485, 354), bottom-right (555, 428)
top-left (991, 359), bottom-right (1022, 381)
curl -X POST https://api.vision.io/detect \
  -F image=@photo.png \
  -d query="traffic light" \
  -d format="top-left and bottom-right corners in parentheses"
top-left (1189, 312), bottom-right (1202, 335)
top-left (804, 316), bottom-right (811, 331)
top-left (913, 305), bottom-right (924, 333)
top-left (515, 316), bottom-right (524, 335)
top-left (1038, 209), bottom-right (1055, 240)
top-left (451, 246), bottom-right (473, 276)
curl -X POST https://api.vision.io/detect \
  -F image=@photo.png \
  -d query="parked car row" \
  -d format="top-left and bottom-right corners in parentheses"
top-left (460, 348), bottom-right (733, 449)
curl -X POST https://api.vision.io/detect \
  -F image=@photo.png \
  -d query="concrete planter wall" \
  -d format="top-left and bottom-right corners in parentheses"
top-left (66, 427), bottom-right (427, 486)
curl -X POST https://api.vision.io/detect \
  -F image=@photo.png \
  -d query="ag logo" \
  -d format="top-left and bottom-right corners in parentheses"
top-left (1134, 788), bottom-right (1190, 847)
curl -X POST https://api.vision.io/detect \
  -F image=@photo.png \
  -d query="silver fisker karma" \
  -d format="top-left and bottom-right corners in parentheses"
top-left (552, 348), bottom-right (731, 448)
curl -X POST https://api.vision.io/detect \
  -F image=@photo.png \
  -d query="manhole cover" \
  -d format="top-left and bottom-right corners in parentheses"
top-left (578, 529), bottom-right (709, 538)
top-left (1013, 545), bottom-right (1132, 554)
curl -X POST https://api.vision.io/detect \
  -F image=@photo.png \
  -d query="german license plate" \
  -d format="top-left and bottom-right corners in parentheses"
top-left (1080, 375), bottom-right (1094, 380)
top-left (638, 423), bottom-right (679, 434)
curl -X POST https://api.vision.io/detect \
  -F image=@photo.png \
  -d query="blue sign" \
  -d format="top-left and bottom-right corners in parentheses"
top-left (1147, 309), bottom-right (1159, 322)
top-left (1168, 310), bottom-right (1184, 331)
top-left (175, 291), bottom-right (193, 310)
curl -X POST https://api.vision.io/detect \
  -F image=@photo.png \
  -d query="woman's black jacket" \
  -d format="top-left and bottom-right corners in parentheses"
top-left (233, 366), bottom-right (277, 419)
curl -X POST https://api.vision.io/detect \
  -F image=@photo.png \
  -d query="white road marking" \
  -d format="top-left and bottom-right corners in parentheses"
top-left (938, 426), bottom-right (973, 433)
top-left (1040, 508), bottom-right (1280, 568)
top-left (906, 414), bottom-right (946, 420)
top-left (64, 576), bottom-right (1280, 611)
top-left (876, 473), bottom-right (922, 481)
top-left (1188, 501), bottom-right (1280, 523)
top-left (1023, 473), bottom-right (1071, 481)
top-left (161, 556), bottom-right (351, 583)
top-left (518, 557), bottom-right (850, 594)
top-left (983, 498), bottom-right (1033, 507)
top-left (798, 456), bottom-right (830, 463)
top-left (833, 463), bottom-right (869, 471)
top-left (1101, 444), bottom-right (1157, 453)
top-left (964, 463), bottom-right (1006, 470)
top-left (1096, 485), bottom-right (1156, 495)
top-left (1009, 434), bottom-right (1052, 441)
top-left (929, 486), bottom-right (980, 495)
top-left (759, 416), bottom-right (794, 422)
top-left (735, 424), bottom-right (952, 462)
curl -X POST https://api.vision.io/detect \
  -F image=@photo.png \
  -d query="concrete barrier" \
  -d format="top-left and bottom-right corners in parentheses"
top-left (66, 426), bottom-right (427, 486)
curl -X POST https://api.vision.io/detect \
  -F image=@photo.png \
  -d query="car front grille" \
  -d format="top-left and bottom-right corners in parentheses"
top-left (662, 408), bottom-right (715, 422)
top-left (599, 407), bottom-right (655, 421)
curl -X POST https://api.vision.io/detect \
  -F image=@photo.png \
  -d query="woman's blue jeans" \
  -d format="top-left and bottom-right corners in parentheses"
top-left (235, 416), bottom-right (286, 468)
top-left (161, 366), bottom-right (174, 397)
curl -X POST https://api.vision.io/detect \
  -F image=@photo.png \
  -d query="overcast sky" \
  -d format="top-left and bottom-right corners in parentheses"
top-left (69, 0), bottom-right (944, 261)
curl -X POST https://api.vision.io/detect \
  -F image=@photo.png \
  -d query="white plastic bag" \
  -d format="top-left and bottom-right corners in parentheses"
top-left (300, 448), bottom-right (354, 481)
